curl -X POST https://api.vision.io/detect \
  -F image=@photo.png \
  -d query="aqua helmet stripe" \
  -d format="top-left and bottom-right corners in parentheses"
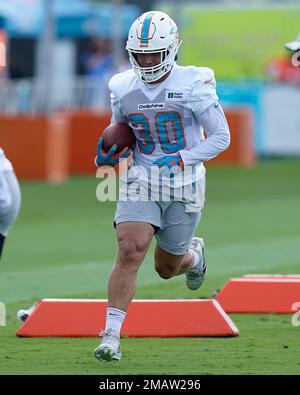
top-left (140, 14), bottom-right (154, 47)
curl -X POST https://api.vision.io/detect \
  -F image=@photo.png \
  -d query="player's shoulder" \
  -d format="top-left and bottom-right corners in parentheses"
top-left (175, 65), bottom-right (215, 86)
top-left (108, 69), bottom-right (137, 98)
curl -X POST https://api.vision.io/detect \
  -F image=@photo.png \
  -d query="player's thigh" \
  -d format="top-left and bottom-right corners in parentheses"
top-left (114, 197), bottom-right (162, 231)
top-left (114, 198), bottom-right (161, 260)
top-left (155, 201), bottom-right (202, 256)
top-left (0, 171), bottom-right (21, 236)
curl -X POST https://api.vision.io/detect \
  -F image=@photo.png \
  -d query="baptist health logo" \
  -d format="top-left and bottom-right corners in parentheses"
top-left (291, 51), bottom-right (300, 67)
top-left (291, 302), bottom-right (300, 327)
top-left (0, 302), bottom-right (6, 326)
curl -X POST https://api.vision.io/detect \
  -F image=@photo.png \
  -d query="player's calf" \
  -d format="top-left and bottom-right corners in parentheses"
top-left (154, 245), bottom-right (187, 279)
top-left (155, 266), bottom-right (175, 279)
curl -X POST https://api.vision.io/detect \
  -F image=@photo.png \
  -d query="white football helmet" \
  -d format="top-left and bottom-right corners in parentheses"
top-left (126, 11), bottom-right (181, 83)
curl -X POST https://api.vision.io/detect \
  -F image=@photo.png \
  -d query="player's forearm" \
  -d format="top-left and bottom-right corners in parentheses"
top-left (179, 103), bottom-right (230, 166)
top-left (179, 128), bottom-right (230, 165)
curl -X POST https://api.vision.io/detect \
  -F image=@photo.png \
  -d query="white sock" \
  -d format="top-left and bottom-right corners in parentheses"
top-left (189, 248), bottom-right (200, 268)
top-left (105, 307), bottom-right (126, 337)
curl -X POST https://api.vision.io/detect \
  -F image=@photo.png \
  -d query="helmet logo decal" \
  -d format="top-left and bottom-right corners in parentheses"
top-left (139, 14), bottom-right (155, 48)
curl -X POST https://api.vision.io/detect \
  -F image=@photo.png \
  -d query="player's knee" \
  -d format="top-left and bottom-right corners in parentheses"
top-left (117, 238), bottom-right (148, 265)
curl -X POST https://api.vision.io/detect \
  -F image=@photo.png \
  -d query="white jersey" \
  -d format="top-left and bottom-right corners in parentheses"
top-left (0, 148), bottom-right (13, 172)
top-left (109, 63), bottom-right (229, 186)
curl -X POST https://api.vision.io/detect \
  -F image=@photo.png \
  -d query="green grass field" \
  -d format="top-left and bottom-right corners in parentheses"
top-left (1, 158), bottom-right (300, 375)
top-left (168, 6), bottom-right (300, 79)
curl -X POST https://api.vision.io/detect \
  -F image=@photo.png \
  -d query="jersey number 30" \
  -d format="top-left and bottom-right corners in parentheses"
top-left (129, 111), bottom-right (186, 155)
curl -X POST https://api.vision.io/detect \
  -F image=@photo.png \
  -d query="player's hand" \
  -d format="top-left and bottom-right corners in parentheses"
top-left (153, 155), bottom-right (184, 178)
top-left (95, 137), bottom-right (131, 167)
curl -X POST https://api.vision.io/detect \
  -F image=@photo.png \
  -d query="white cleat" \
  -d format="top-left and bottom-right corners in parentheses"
top-left (16, 305), bottom-right (36, 322)
top-left (185, 237), bottom-right (207, 290)
top-left (94, 328), bottom-right (121, 362)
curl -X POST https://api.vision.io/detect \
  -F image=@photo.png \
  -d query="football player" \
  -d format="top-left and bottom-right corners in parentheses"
top-left (0, 148), bottom-right (21, 260)
top-left (94, 11), bottom-right (230, 362)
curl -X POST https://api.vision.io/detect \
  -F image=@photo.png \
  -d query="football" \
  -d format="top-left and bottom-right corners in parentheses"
top-left (102, 123), bottom-right (136, 154)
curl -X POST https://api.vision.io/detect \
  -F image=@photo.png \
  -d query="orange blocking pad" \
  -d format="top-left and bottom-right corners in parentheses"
top-left (242, 274), bottom-right (300, 279)
top-left (215, 278), bottom-right (300, 314)
top-left (16, 299), bottom-right (239, 338)
top-left (0, 114), bottom-right (70, 182)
